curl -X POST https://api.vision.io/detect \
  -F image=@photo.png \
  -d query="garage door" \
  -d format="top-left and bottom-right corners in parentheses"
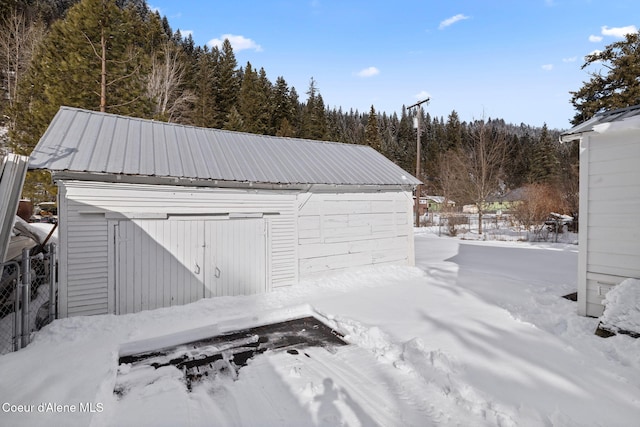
top-left (114, 218), bottom-right (267, 314)
top-left (204, 218), bottom-right (267, 298)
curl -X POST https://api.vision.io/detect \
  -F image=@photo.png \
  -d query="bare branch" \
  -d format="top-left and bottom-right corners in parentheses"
top-left (81, 31), bottom-right (103, 61)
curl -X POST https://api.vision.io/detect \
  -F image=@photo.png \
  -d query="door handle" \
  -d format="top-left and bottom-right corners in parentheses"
top-left (194, 262), bottom-right (200, 275)
top-left (215, 267), bottom-right (221, 278)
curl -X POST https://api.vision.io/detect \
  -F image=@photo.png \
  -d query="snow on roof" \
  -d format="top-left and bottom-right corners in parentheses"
top-left (28, 107), bottom-right (420, 188)
top-left (561, 104), bottom-right (640, 141)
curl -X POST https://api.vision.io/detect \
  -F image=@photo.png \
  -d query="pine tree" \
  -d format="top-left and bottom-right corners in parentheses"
top-left (235, 62), bottom-right (271, 134)
top-left (364, 105), bottom-right (382, 151)
top-left (300, 77), bottom-right (327, 140)
top-left (223, 106), bottom-right (244, 132)
top-left (288, 86), bottom-right (302, 134)
top-left (255, 67), bottom-right (273, 133)
top-left (10, 0), bottom-right (161, 200)
top-left (11, 0), bottom-right (161, 152)
top-left (271, 76), bottom-right (295, 136)
top-left (393, 106), bottom-right (416, 174)
top-left (529, 123), bottom-right (559, 184)
top-left (189, 46), bottom-right (217, 127)
top-left (444, 110), bottom-right (462, 151)
top-left (570, 31), bottom-right (640, 125)
top-left (213, 38), bottom-right (240, 128)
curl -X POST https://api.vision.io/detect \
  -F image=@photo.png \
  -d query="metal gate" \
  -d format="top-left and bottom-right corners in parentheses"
top-left (0, 244), bottom-right (57, 355)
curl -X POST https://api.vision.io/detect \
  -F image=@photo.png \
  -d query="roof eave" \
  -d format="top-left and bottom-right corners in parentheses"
top-left (48, 171), bottom-right (417, 192)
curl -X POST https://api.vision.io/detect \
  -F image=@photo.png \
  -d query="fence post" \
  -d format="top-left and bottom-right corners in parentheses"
top-left (48, 243), bottom-right (57, 322)
top-left (12, 261), bottom-right (21, 352)
top-left (20, 248), bottom-right (30, 348)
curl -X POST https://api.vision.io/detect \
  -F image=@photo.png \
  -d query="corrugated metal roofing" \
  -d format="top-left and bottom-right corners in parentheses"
top-left (29, 107), bottom-right (420, 187)
top-left (1, 153), bottom-right (29, 262)
top-left (561, 104), bottom-right (640, 140)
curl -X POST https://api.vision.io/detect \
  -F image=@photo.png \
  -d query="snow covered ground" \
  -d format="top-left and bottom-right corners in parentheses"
top-left (0, 229), bottom-right (639, 426)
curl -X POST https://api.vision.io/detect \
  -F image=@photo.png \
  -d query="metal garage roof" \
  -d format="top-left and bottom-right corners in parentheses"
top-left (561, 104), bottom-right (640, 141)
top-left (0, 153), bottom-right (29, 262)
top-left (29, 107), bottom-right (420, 187)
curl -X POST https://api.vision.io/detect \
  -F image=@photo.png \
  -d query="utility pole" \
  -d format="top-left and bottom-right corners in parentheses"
top-left (407, 98), bottom-right (429, 227)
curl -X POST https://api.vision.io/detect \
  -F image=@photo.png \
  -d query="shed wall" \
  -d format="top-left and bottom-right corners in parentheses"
top-left (297, 191), bottom-right (414, 279)
top-left (58, 181), bottom-right (298, 317)
top-left (582, 131), bottom-right (640, 317)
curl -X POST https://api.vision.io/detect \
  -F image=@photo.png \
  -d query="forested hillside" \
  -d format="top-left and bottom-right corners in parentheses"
top-left (1, 0), bottom-right (578, 216)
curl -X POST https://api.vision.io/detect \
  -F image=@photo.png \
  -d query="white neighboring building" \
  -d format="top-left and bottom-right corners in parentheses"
top-left (561, 105), bottom-right (640, 317)
top-left (29, 107), bottom-right (420, 317)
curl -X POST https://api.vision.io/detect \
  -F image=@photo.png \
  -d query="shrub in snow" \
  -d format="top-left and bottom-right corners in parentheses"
top-left (600, 279), bottom-right (640, 336)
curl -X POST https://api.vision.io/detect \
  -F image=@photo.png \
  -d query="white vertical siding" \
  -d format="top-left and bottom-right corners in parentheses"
top-left (116, 219), bottom-right (206, 314)
top-left (58, 180), bottom-right (414, 317)
top-left (60, 190), bottom-right (110, 317)
top-left (297, 191), bottom-right (414, 279)
top-left (203, 219), bottom-right (267, 297)
top-left (583, 132), bottom-right (640, 317)
top-left (58, 181), bottom-right (297, 317)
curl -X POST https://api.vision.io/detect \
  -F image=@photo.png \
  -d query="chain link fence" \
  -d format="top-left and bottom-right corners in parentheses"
top-left (0, 244), bottom-right (57, 355)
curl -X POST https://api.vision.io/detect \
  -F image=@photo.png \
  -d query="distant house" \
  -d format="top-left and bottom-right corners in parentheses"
top-left (414, 196), bottom-right (455, 216)
top-left (29, 107), bottom-right (420, 318)
top-left (484, 187), bottom-right (526, 213)
top-left (561, 105), bottom-right (640, 317)
top-left (460, 188), bottom-right (526, 215)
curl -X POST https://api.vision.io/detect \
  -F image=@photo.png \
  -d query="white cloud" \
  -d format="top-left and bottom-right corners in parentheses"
top-left (601, 25), bottom-right (637, 38)
top-left (208, 34), bottom-right (263, 52)
top-left (356, 67), bottom-right (380, 78)
top-left (562, 56), bottom-right (577, 63)
top-left (176, 29), bottom-right (193, 39)
top-left (589, 34), bottom-right (603, 42)
top-left (414, 90), bottom-right (431, 100)
top-left (585, 49), bottom-right (603, 63)
top-left (439, 14), bottom-right (469, 30)
top-left (542, 64), bottom-right (553, 71)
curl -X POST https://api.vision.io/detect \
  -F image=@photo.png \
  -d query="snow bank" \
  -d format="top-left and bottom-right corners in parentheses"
top-left (601, 278), bottom-right (640, 335)
top-left (1, 232), bottom-right (639, 427)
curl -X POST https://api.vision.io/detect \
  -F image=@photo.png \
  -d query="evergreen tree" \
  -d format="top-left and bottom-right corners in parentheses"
top-left (235, 62), bottom-right (270, 134)
top-left (271, 76), bottom-right (294, 136)
top-left (503, 134), bottom-right (524, 188)
top-left (223, 106), bottom-right (244, 132)
top-left (422, 113), bottom-right (440, 192)
top-left (364, 105), bottom-right (382, 151)
top-left (11, 0), bottom-right (160, 155)
top-left (529, 123), bottom-right (559, 184)
top-left (444, 110), bottom-right (462, 151)
top-left (275, 117), bottom-right (296, 137)
top-left (393, 106), bottom-right (416, 174)
top-left (288, 86), bottom-right (302, 135)
top-left (189, 46), bottom-right (217, 127)
top-left (300, 77), bottom-right (327, 140)
top-left (10, 0), bottom-right (161, 201)
top-left (213, 38), bottom-right (240, 128)
top-left (570, 31), bottom-right (640, 125)
top-left (256, 67), bottom-right (273, 133)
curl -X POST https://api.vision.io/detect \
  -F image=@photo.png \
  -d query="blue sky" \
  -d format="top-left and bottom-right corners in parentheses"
top-left (148, 0), bottom-right (638, 130)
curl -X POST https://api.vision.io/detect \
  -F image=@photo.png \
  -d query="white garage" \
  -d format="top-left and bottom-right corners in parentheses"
top-left (29, 107), bottom-right (419, 317)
